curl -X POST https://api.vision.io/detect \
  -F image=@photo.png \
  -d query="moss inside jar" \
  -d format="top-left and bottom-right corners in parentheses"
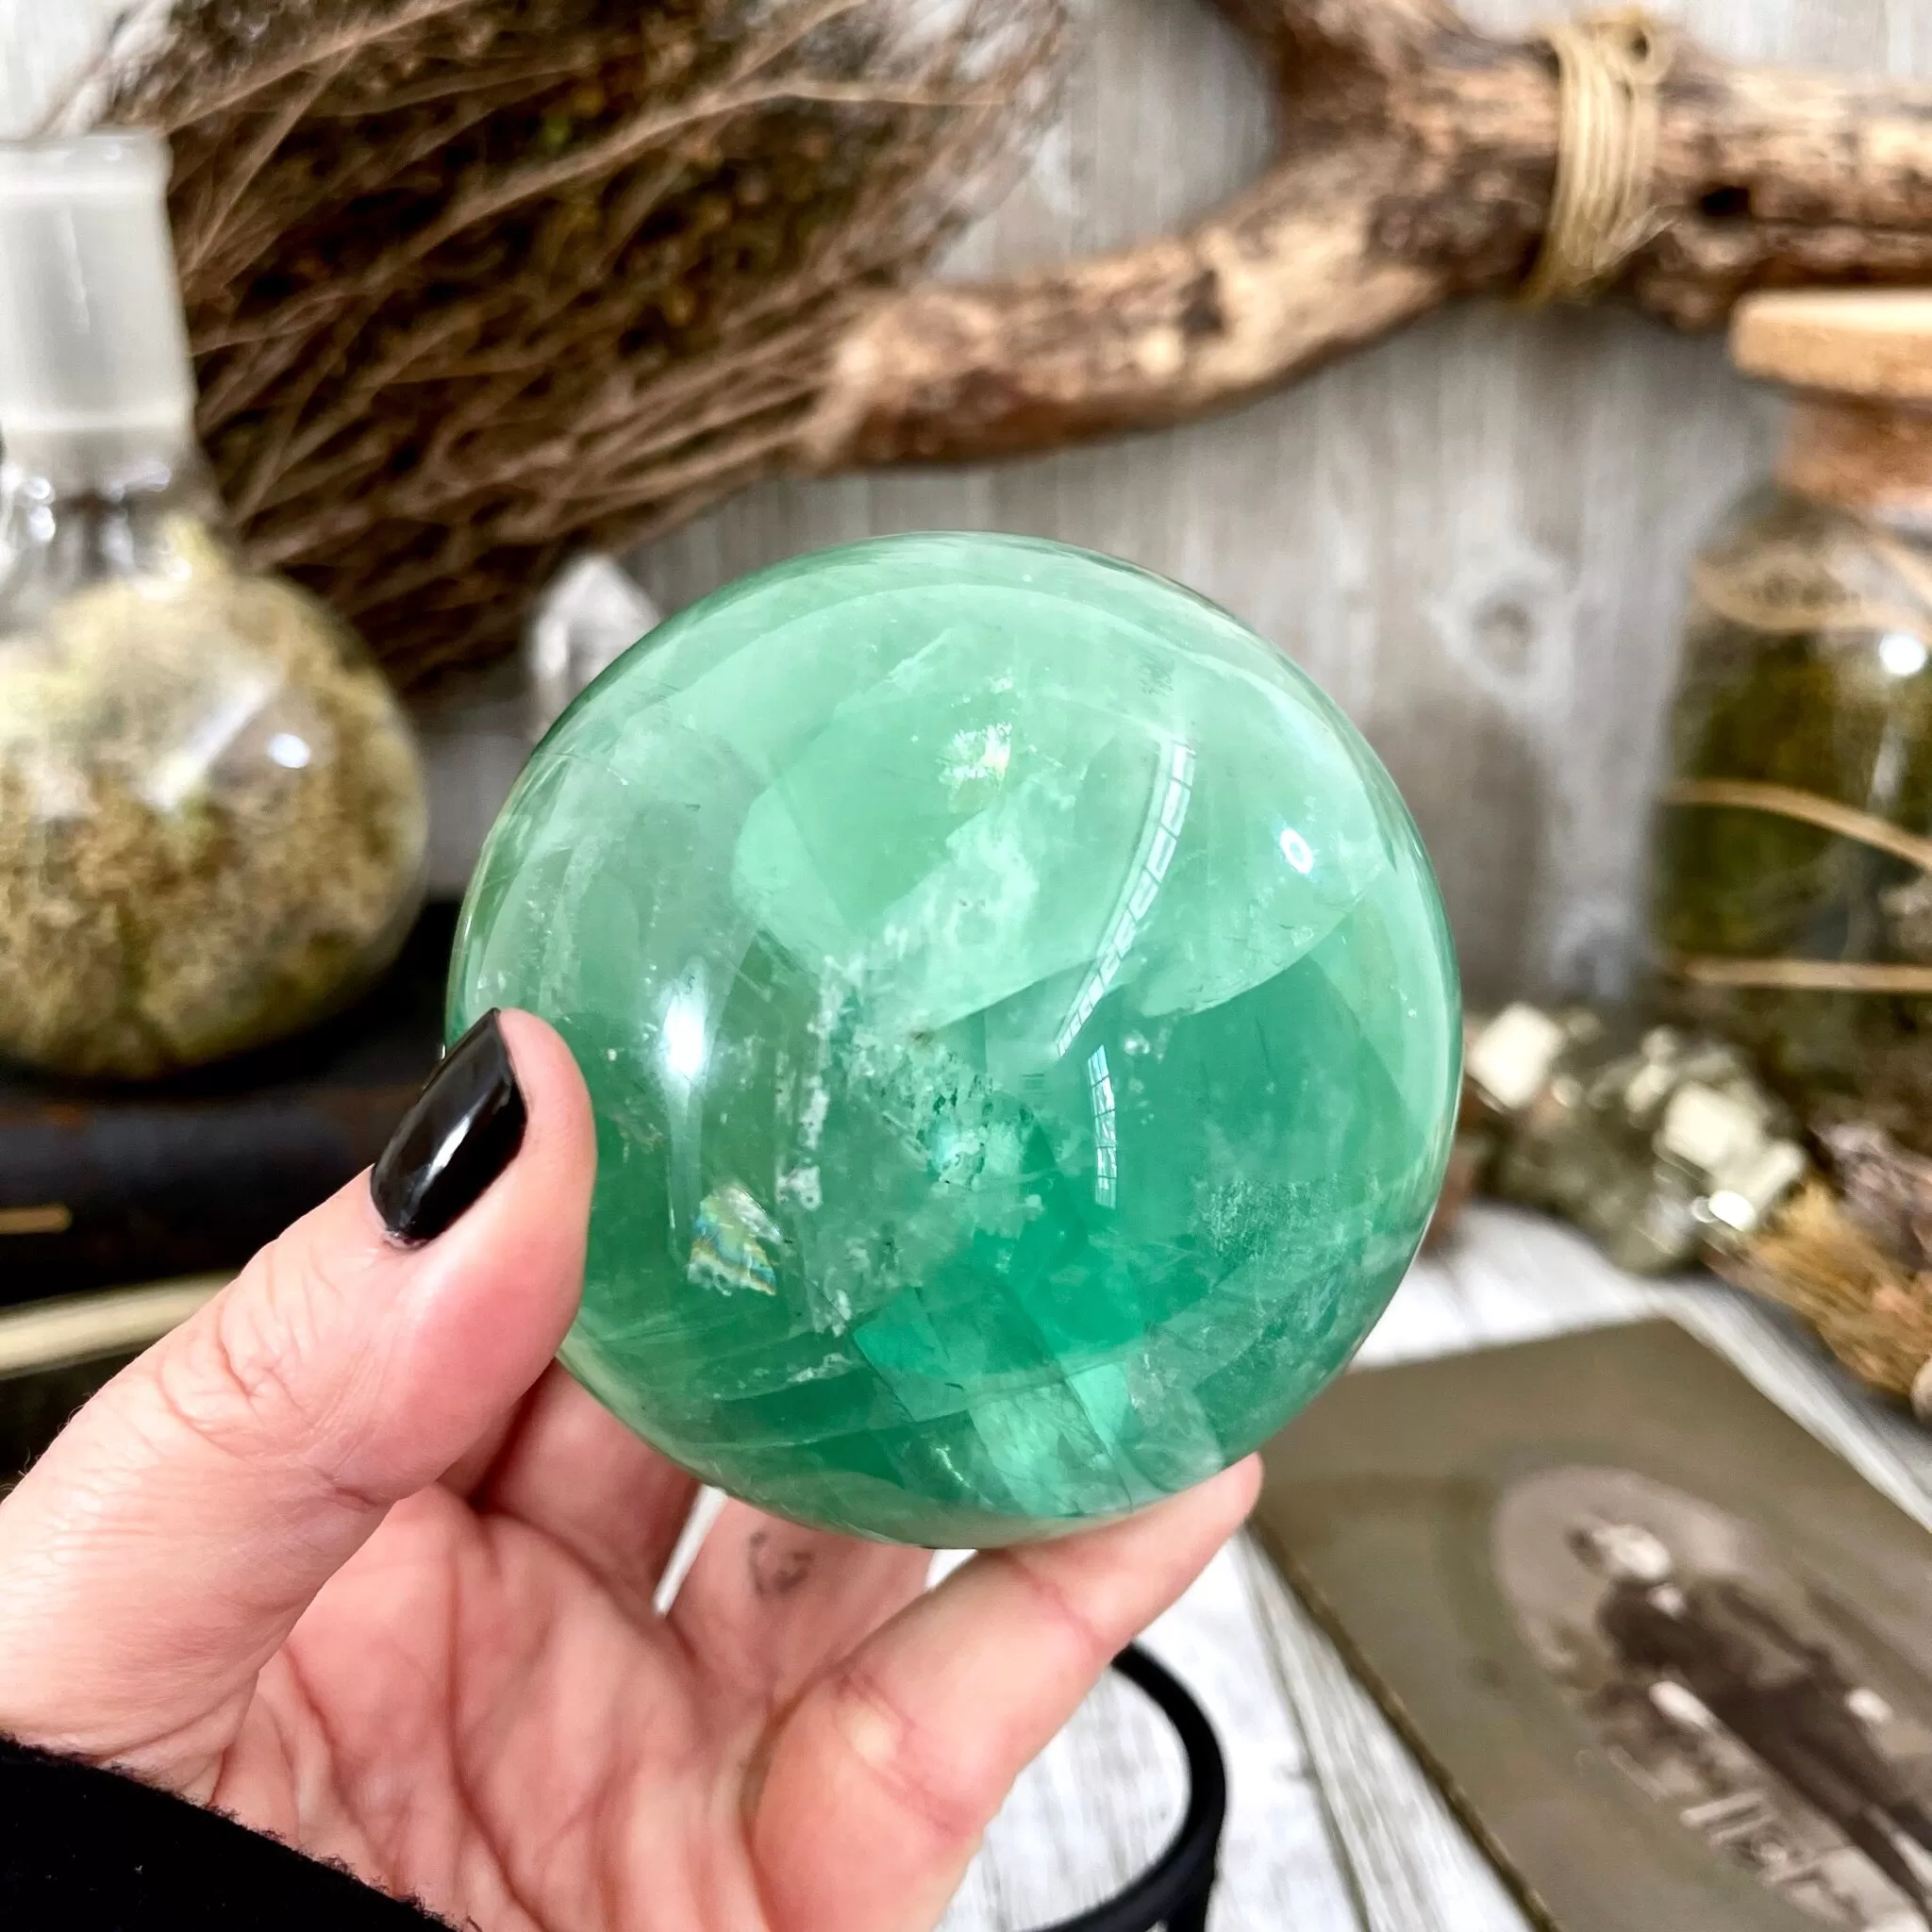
top-left (1653, 291), bottom-right (1932, 1151)
top-left (0, 134), bottom-right (427, 1080)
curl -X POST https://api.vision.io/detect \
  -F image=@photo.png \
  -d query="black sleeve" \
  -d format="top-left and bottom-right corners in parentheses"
top-left (0, 1736), bottom-right (452, 1930)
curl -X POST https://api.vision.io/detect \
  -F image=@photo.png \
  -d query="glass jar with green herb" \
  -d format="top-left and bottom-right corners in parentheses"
top-left (1653, 291), bottom-right (1932, 1151)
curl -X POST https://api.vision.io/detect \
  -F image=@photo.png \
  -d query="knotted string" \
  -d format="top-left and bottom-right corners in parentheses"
top-left (1521, 8), bottom-right (1678, 307)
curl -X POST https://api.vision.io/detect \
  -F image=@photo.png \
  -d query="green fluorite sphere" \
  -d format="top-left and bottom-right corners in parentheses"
top-left (451, 535), bottom-right (1459, 1544)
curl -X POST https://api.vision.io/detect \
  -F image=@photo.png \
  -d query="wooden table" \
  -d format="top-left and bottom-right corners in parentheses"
top-left (941, 1202), bottom-right (1932, 1932)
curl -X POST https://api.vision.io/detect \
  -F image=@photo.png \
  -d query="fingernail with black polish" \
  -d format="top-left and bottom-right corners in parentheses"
top-left (372, 1009), bottom-right (528, 1244)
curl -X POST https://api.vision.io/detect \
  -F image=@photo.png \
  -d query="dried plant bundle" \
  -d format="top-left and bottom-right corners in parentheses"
top-left (56, 0), bottom-right (1066, 683)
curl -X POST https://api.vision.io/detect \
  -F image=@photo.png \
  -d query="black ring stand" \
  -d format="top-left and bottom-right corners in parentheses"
top-left (1027, 1643), bottom-right (1227, 1932)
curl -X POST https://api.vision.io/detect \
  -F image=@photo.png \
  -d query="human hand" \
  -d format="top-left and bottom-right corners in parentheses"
top-left (0, 1011), bottom-right (1257, 1932)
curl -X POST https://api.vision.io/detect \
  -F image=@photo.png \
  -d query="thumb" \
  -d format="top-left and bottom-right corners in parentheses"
top-left (0, 1009), bottom-right (593, 1781)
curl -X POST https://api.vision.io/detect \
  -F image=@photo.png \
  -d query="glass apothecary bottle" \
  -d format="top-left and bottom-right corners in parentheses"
top-left (0, 134), bottom-right (428, 1080)
top-left (1652, 292), bottom-right (1932, 1151)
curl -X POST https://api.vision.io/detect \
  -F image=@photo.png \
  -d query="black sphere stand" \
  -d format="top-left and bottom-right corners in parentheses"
top-left (1029, 1644), bottom-right (1227, 1932)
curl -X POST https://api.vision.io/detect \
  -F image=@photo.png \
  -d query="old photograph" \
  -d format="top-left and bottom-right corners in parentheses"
top-left (1256, 1321), bottom-right (1932, 1932)
top-left (1497, 1466), bottom-right (1932, 1931)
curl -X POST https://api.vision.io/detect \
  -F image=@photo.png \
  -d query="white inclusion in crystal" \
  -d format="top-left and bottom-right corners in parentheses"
top-left (942, 720), bottom-right (1012, 797)
top-left (778, 1165), bottom-right (823, 1212)
top-left (786, 1354), bottom-right (850, 1384)
top-left (1278, 826), bottom-right (1314, 874)
top-left (1054, 741), bottom-right (1195, 1058)
top-left (1087, 1045), bottom-right (1118, 1209)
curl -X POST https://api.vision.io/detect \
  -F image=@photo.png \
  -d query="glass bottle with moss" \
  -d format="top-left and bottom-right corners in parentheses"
top-left (1653, 291), bottom-right (1932, 1152)
top-left (0, 134), bottom-right (428, 1079)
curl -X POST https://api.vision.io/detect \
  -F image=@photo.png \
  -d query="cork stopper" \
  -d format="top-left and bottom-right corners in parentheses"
top-left (1732, 291), bottom-right (1932, 404)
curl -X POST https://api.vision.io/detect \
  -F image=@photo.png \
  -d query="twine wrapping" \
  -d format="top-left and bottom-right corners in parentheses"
top-left (1522, 8), bottom-right (1677, 307)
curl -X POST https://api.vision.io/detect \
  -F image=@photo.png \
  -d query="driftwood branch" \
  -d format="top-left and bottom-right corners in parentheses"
top-left (802, 0), bottom-right (1932, 470)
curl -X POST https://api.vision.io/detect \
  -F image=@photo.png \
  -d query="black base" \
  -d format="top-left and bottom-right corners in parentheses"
top-left (1031, 1643), bottom-right (1227, 1932)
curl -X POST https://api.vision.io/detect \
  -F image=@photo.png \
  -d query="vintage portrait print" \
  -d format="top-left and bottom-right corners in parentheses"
top-left (1495, 1465), bottom-right (1932, 1932)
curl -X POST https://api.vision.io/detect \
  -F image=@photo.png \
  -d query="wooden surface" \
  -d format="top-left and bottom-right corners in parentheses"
top-left (941, 1201), bottom-right (1932, 1932)
top-left (7, 0), bottom-right (1932, 1002)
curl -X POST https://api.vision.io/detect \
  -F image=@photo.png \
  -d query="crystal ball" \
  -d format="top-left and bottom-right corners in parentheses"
top-left (450, 534), bottom-right (1459, 1544)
